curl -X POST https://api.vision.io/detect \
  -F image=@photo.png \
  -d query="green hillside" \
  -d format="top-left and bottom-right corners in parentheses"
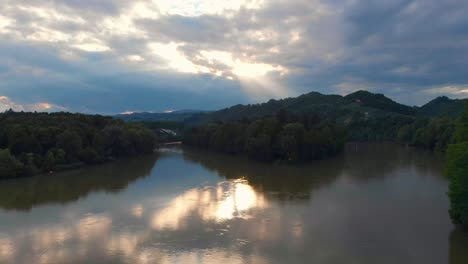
top-left (419, 96), bottom-right (467, 117)
top-left (182, 90), bottom-right (465, 151)
top-left (187, 90), bottom-right (419, 125)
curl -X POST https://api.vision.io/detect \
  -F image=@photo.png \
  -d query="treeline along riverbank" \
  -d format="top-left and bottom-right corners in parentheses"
top-left (0, 111), bottom-right (157, 178)
top-left (183, 110), bottom-right (346, 162)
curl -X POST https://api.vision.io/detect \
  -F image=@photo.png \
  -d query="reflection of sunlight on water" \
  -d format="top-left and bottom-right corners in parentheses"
top-left (0, 178), bottom-right (297, 264)
top-left (152, 178), bottom-right (267, 230)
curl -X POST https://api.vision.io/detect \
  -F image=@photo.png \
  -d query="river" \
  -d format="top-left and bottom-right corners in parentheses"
top-left (0, 143), bottom-right (467, 264)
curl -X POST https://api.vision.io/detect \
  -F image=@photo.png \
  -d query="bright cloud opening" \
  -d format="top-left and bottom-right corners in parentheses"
top-left (199, 50), bottom-right (286, 78)
top-left (155, 0), bottom-right (264, 16)
top-left (149, 42), bottom-right (209, 73)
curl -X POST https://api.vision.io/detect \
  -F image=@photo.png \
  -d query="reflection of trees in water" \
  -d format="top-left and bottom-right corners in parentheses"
top-left (0, 154), bottom-right (159, 210)
top-left (0, 145), bottom-right (454, 264)
top-left (183, 146), bottom-right (345, 201)
top-left (449, 228), bottom-right (468, 264)
top-left (343, 143), bottom-right (445, 182)
top-left (183, 143), bottom-right (445, 201)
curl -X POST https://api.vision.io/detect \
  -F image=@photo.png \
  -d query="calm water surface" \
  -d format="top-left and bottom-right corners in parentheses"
top-left (0, 144), bottom-right (467, 264)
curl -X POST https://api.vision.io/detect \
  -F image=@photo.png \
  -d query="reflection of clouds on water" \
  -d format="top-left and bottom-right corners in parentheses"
top-left (131, 204), bottom-right (144, 218)
top-left (106, 232), bottom-right (149, 262)
top-left (0, 237), bottom-right (14, 262)
top-left (0, 178), bottom-right (274, 264)
top-left (77, 214), bottom-right (112, 241)
top-left (0, 213), bottom-right (113, 263)
top-left (0, 144), bottom-right (455, 264)
top-left (152, 178), bottom-right (268, 230)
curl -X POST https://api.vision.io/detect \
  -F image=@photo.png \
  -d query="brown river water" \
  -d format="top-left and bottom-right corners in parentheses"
top-left (0, 143), bottom-right (467, 264)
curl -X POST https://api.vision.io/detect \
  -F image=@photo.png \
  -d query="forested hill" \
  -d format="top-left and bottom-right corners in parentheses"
top-left (419, 96), bottom-right (468, 117)
top-left (181, 90), bottom-right (467, 153)
top-left (189, 92), bottom-right (343, 124)
top-left (113, 91), bottom-right (466, 124)
top-left (186, 90), bottom-right (465, 124)
top-left (342, 90), bottom-right (416, 115)
top-left (0, 111), bottom-right (157, 178)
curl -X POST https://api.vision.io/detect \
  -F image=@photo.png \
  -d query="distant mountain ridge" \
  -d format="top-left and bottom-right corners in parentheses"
top-left (115, 109), bottom-right (209, 122)
top-left (116, 91), bottom-right (467, 123)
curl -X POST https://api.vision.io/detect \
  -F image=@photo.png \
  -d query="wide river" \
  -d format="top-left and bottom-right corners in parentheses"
top-left (0, 144), bottom-right (467, 264)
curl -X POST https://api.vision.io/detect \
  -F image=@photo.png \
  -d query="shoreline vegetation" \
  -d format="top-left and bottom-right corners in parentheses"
top-left (179, 90), bottom-right (465, 162)
top-left (0, 111), bottom-right (157, 179)
top-left (183, 110), bottom-right (346, 162)
top-left (446, 103), bottom-right (468, 228)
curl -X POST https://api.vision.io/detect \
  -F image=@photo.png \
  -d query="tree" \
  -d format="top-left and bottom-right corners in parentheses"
top-left (7, 126), bottom-right (42, 155)
top-left (0, 111), bottom-right (157, 177)
top-left (447, 142), bottom-right (468, 227)
top-left (276, 123), bottom-right (305, 161)
top-left (246, 135), bottom-right (272, 161)
top-left (0, 149), bottom-right (23, 178)
top-left (19, 153), bottom-right (39, 176)
top-left (42, 150), bottom-right (56, 171)
top-left (447, 102), bottom-right (468, 228)
top-left (455, 103), bottom-right (468, 143)
top-left (78, 147), bottom-right (101, 164)
top-left (184, 114), bottom-right (346, 162)
top-left (57, 130), bottom-right (82, 160)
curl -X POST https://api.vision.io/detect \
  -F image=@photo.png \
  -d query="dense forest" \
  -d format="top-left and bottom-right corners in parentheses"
top-left (184, 110), bottom-right (346, 162)
top-left (181, 90), bottom-right (463, 153)
top-left (0, 110), bottom-right (157, 178)
top-left (446, 102), bottom-right (468, 228)
top-left (116, 90), bottom-right (465, 153)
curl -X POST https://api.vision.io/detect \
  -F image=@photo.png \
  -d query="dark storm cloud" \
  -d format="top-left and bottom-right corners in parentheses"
top-left (335, 0), bottom-right (468, 103)
top-left (0, 0), bottom-right (467, 112)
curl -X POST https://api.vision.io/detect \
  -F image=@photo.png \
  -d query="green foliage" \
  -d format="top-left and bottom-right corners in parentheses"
top-left (19, 153), bottom-right (39, 177)
top-left (419, 96), bottom-right (467, 117)
top-left (0, 111), bottom-right (157, 178)
top-left (186, 90), bottom-right (463, 153)
top-left (57, 130), bottom-right (82, 160)
top-left (0, 149), bottom-right (23, 178)
top-left (455, 103), bottom-right (468, 143)
top-left (184, 110), bottom-right (346, 162)
top-left (142, 121), bottom-right (184, 130)
top-left (277, 123), bottom-right (305, 161)
top-left (78, 147), bottom-right (101, 164)
top-left (189, 90), bottom-right (420, 125)
top-left (347, 114), bottom-right (414, 142)
top-left (447, 142), bottom-right (468, 227)
top-left (447, 102), bottom-right (468, 228)
top-left (343, 90), bottom-right (416, 115)
top-left (394, 117), bottom-right (455, 151)
top-left (43, 150), bottom-right (56, 171)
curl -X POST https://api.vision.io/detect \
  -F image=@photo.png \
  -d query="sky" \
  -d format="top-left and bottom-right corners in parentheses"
top-left (0, 0), bottom-right (468, 114)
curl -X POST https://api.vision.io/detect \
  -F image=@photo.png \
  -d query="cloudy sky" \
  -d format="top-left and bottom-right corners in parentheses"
top-left (0, 0), bottom-right (467, 113)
